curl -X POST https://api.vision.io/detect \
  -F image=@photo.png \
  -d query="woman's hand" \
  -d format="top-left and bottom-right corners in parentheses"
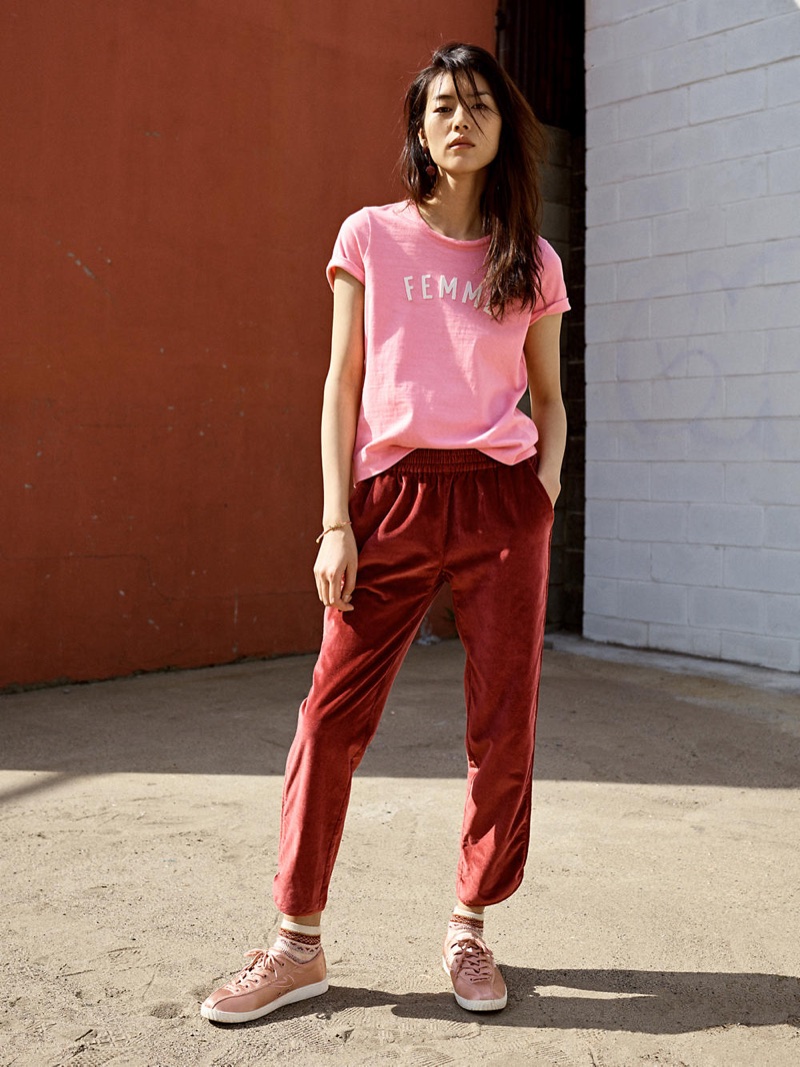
top-left (524, 313), bottom-right (567, 512)
top-left (314, 526), bottom-right (358, 611)
top-left (537, 467), bottom-right (561, 508)
top-left (315, 270), bottom-right (364, 613)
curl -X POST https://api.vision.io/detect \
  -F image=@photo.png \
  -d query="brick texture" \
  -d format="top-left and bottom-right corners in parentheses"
top-left (584, 2), bottom-right (800, 672)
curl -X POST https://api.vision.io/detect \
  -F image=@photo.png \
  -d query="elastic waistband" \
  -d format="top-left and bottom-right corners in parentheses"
top-left (393, 448), bottom-right (501, 473)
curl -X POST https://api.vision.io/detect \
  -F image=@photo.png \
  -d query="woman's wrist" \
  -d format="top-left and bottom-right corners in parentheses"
top-left (537, 467), bottom-right (561, 487)
top-left (535, 453), bottom-right (562, 482)
top-left (322, 513), bottom-right (350, 529)
top-left (316, 519), bottom-right (352, 544)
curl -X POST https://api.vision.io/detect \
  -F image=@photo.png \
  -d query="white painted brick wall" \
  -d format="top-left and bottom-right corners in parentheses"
top-left (647, 623), bottom-right (722, 659)
top-left (768, 595), bottom-right (800, 638)
top-left (768, 328), bottom-right (800, 372)
top-left (586, 56), bottom-right (649, 106)
top-left (688, 587), bottom-right (764, 633)
top-left (649, 34), bottom-right (727, 93)
top-left (721, 105), bottom-right (799, 160)
top-left (650, 124), bottom-right (728, 173)
top-left (618, 88), bottom-right (688, 139)
top-left (687, 504), bottom-right (763, 547)
top-left (585, 264), bottom-right (618, 306)
top-left (768, 147), bottom-right (800, 195)
top-left (685, 0), bottom-right (778, 39)
top-left (613, 4), bottom-right (688, 59)
top-left (587, 460), bottom-right (650, 500)
top-left (765, 507), bottom-right (800, 548)
top-left (652, 208), bottom-right (725, 254)
top-left (768, 56), bottom-right (800, 107)
top-left (585, 2), bottom-right (800, 673)
top-left (688, 69), bottom-right (766, 124)
top-left (586, 218), bottom-right (651, 263)
top-left (587, 140), bottom-right (652, 186)
top-left (617, 255), bottom-right (687, 299)
top-left (650, 462), bottom-right (724, 502)
top-left (618, 172), bottom-right (688, 219)
top-left (725, 11), bottom-right (800, 71)
top-left (584, 419), bottom-right (615, 453)
top-left (651, 543), bottom-right (723, 585)
top-left (687, 158), bottom-right (768, 211)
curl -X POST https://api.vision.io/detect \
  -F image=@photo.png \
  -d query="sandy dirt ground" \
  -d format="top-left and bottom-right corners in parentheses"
top-left (1, 637), bottom-right (799, 1067)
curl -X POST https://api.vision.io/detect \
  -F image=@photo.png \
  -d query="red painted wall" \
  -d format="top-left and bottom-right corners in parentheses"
top-left (2, 1), bottom-right (494, 686)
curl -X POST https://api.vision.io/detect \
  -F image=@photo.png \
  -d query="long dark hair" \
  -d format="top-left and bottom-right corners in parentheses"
top-left (400, 42), bottom-right (547, 321)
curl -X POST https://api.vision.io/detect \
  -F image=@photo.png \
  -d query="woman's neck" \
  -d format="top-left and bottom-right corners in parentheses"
top-left (417, 173), bottom-right (487, 241)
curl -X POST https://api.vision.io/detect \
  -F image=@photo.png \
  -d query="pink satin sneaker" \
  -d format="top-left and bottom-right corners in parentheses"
top-left (442, 932), bottom-right (508, 1012)
top-left (201, 947), bottom-right (328, 1024)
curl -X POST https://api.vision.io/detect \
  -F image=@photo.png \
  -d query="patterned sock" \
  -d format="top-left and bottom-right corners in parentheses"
top-left (273, 920), bottom-right (322, 964)
top-left (447, 904), bottom-right (485, 942)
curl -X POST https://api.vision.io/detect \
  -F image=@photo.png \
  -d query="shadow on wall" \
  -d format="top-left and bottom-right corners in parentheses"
top-left (1, 643), bottom-right (798, 795)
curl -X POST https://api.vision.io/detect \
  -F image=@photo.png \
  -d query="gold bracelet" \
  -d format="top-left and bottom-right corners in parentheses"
top-left (315, 520), bottom-right (352, 544)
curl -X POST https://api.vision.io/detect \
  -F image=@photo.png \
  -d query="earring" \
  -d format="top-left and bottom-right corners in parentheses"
top-left (424, 149), bottom-right (437, 179)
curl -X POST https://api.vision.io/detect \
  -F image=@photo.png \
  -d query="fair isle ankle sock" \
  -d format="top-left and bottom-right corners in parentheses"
top-left (273, 921), bottom-right (322, 964)
top-left (448, 904), bottom-right (485, 941)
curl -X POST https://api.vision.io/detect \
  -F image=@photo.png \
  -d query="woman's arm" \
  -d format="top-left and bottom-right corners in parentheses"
top-left (314, 269), bottom-right (365, 612)
top-left (524, 312), bottom-right (567, 507)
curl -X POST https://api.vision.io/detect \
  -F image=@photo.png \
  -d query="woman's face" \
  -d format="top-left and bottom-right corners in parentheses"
top-left (419, 70), bottom-right (502, 180)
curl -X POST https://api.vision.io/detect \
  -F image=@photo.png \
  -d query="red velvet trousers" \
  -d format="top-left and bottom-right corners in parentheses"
top-left (273, 449), bottom-right (554, 914)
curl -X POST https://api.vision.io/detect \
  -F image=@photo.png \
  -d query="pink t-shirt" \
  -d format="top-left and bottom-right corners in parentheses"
top-left (326, 201), bottom-right (570, 483)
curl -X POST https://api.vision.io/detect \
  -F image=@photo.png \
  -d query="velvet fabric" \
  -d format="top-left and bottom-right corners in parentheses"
top-left (273, 449), bottom-right (554, 915)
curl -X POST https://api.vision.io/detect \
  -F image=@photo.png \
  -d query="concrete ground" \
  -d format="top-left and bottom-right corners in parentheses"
top-left (1, 635), bottom-right (798, 1067)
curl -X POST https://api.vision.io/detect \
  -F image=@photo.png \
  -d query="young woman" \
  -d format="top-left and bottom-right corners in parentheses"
top-left (202, 41), bottom-right (569, 1024)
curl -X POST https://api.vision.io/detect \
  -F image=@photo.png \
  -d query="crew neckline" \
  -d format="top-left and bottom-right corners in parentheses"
top-left (407, 201), bottom-right (491, 248)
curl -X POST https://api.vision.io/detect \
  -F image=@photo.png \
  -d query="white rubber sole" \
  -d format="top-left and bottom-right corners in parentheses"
top-left (200, 977), bottom-right (329, 1024)
top-left (441, 957), bottom-right (508, 1012)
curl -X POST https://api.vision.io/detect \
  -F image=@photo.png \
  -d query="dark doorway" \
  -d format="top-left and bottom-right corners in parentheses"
top-left (497, 1), bottom-right (586, 631)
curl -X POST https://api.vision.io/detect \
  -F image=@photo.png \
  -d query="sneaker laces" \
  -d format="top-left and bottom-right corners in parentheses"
top-left (448, 937), bottom-right (495, 982)
top-left (224, 948), bottom-right (284, 992)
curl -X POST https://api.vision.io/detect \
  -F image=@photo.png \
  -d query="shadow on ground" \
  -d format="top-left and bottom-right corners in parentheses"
top-left (220, 968), bottom-right (800, 1035)
top-left (1, 641), bottom-right (798, 789)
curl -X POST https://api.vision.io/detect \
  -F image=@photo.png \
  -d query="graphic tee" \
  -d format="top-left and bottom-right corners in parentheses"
top-left (326, 200), bottom-right (570, 482)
